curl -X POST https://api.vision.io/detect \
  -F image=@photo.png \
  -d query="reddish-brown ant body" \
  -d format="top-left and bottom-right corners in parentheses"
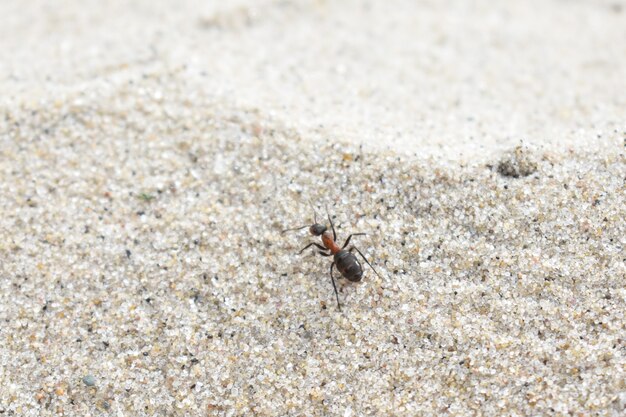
top-left (282, 207), bottom-right (382, 311)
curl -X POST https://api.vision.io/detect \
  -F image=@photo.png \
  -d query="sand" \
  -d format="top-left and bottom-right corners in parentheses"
top-left (1, 1), bottom-right (625, 416)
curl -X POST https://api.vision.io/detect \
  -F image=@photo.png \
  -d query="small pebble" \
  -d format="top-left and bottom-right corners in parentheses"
top-left (82, 375), bottom-right (96, 387)
top-left (497, 146), bottom-right (538, 178)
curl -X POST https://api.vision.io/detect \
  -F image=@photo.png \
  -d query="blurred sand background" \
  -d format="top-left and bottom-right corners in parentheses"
top-left (0, 0), bottom-right (624, 416)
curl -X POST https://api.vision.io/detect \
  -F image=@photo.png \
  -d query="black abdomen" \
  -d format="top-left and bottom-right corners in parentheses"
top-left (334, 250), bottom-right (363, 282)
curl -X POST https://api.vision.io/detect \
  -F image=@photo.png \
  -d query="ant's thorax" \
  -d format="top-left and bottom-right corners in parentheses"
top-left (321, 231), bottom-right (340, 254)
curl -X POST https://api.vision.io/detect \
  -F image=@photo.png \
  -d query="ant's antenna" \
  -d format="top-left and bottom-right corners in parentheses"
top-left (281, 199), bottom-right (320, 234)
top-left (281, 225), bottom-right (309, 234)
top-left (308, 199), bottom-right (319, 224)
top-left (324, 203), bottom-right (337, 241)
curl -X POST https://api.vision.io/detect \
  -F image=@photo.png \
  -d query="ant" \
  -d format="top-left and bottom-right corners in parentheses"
top-left (282, 205), bottom-right (382, 311)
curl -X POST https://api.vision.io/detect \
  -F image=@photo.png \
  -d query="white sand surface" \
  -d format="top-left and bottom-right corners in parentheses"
top-left (0, 1), bottom-right (625, 416)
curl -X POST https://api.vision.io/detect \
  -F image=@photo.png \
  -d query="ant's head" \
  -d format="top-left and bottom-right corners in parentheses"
top-left (309, 223), bottom-right (327, 236)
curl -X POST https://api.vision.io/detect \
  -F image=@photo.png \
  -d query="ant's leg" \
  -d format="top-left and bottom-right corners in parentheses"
top-left (350, 246), bottom-right (382, 279)
top-left (341, 233), bottom-right (366, 249)
top-left (298, 243), bottom-right (315, 254)
top-left (330, 262), bottom-right (341, 311)
top-left (299, 242), bottom-right (327, 254)
top-left (318, 251), bottom-right (332, 257)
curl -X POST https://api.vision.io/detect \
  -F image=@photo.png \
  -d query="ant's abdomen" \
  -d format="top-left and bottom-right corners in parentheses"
top-left (334, 250), bottom-right (363, 282)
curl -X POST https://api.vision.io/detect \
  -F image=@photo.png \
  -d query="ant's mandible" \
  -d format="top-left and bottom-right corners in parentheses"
top-left (282, 205), bottom-right (382, 311)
